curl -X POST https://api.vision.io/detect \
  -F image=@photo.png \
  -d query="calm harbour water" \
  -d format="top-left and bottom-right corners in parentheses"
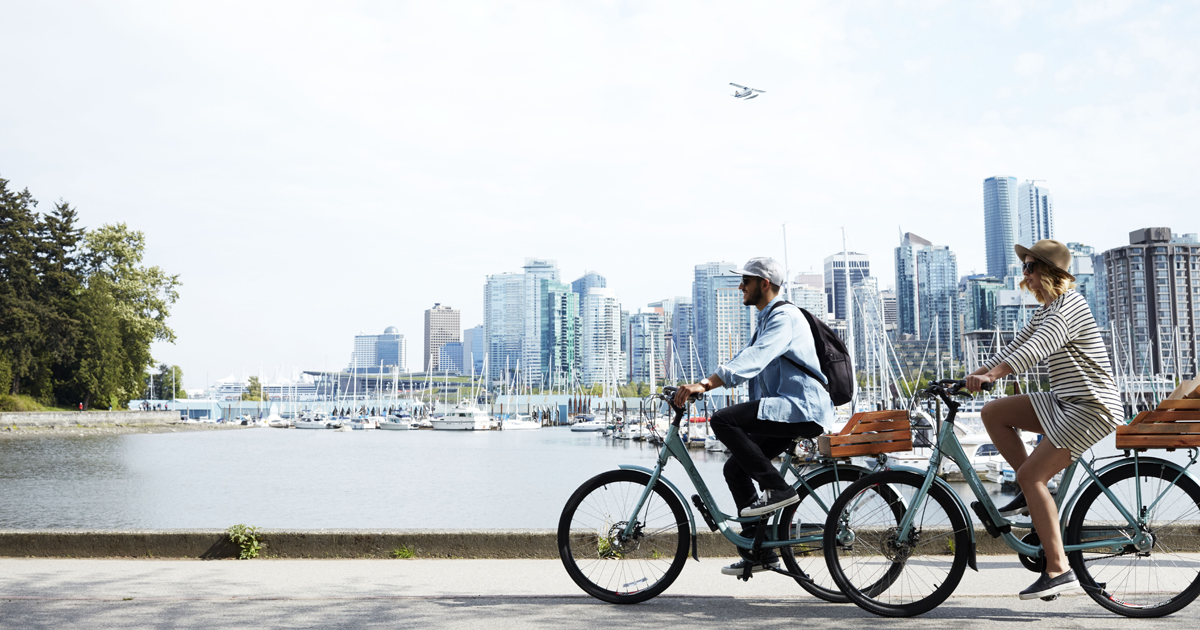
top-left (5, 425), bottom-right (1137, 530)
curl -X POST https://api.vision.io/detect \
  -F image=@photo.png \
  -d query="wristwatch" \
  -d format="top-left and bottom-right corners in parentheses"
top-left (700, 378), bottom-right (711, 391)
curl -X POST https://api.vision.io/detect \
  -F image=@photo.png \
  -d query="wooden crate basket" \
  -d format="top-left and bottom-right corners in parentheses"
top-left (1115, 399), bottom-right (1200, 450)
top-left (818, 410), bottom-right (911, 458)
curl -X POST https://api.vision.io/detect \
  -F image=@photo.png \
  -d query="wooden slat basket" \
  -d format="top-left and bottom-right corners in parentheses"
top-left (818, 410), bottom-right (911, 458)
top-left (1115, 399), bottom-right (1200, 450)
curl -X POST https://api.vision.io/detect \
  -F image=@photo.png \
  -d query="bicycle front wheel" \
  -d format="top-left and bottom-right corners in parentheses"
top-left (781, 467), bottom-right (880, 603)
top-left (1067, 461), bottom-right (1200, 617)
top-left (558, 469), bottom-right (690, 604)
top-left (824, 470), bottom-right (971, 617)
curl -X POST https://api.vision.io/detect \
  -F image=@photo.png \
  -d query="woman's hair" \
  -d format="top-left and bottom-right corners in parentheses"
top-left (1020, 261), bottom-right (1076, 304)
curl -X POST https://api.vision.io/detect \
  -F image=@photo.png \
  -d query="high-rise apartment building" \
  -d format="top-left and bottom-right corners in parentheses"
top-left (628, 311), bottom-right (668, 383)
top-left (895, 232), bottom-right (931, 338)
top-left (880, 290), bottom-right (898, 330)
top-left (895, 233), bottom-right (958, 355)
top-left (437, 342), bottom-right (464, 375)
top-left (484, 272), bottom-right (524, 383)
top-left (960, 276), bottom-right (1004, 332)
top-left (1067, 243), bottom-right (1104, 325)
top-left (351, 327), bottom-right (406, 371)
top-left (1018, 180), bottom-right (1054, 247)
top-left (462, 325), bottom-right (485, 375)
top-left (692, 262), bottom-right (738, 377)
top-left (580, 287), bottom-right (622, 387)
top-left (824, 252), bottom-right (870, 321)
top-left (851, 278), bottom-right (884, 367)
top-left (672, 298), bottom-right (698, 381)
top-left (423, 303), bottom-right (460, 372)
top-left (983, 176), bottom-right (1020, 279)
top-left (520, 259), bottom-right (559, 385)
top-left (540, 279), bottom-right (579, 386)
top-left (1101, 228), bottom-right (1200, 379)
top-left (707, 275), bottom-right (755, 372)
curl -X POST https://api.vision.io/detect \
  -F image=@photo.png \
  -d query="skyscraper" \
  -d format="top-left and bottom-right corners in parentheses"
top-left (960, 276), bottom-right (1004, 332)
top-left (983, 176), bottom-right (1020, 279)
top-left (692, 262), bottom-right (738, 376)
top-left (1018, 180), bottom-right (1054, 247)
top-left (895, 232), bottom-right (931, 338)
top-left (571, 271), bottom-right (606, 296)
top-left (580, 287), bottom-right (622, 387)
top-left (352, 327), bottom-right (406, 371)
top-left (484, 272), bottom-right (524, 383)
top-left (823, 252), bottom-right (870, 321)
top-left (521, 258), bottom-right (560, 384)
top-left (1101, 228), bottom-right (1199, 379)
top-left (672, 298), bottom-right (697, 381)
top-left (918, 245), bottom-right (959, 357)
top-left (437, 342), bottom-right (464, 374)
top-left (462, 325), bottom-right (485, 375)
top-left (423, 304), bottom-right (460, 372)
top-left (540, 279), bottom-right (579, 387)
top-left (628, 311), bottom-right (668, 383)
top-left (705, 274), bottom-right (755, 373)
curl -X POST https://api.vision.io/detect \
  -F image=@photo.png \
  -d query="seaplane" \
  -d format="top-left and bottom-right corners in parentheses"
top-left (730, 83), bottom-right (765, 100)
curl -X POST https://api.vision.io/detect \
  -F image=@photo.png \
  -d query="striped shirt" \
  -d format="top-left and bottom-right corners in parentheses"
top-left (981, 290), bottom-right (1123, 458)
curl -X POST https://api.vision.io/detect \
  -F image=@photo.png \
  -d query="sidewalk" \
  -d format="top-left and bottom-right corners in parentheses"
top-left (2, 557), bottom-right (1197, 629)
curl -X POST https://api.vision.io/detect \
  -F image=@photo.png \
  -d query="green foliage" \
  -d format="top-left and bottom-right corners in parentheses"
top-left (143, 363), bottom-right (185, 400)
top-left (0, 176), bottom-right (179, 409)
top-left (226, 524), bottom-right (262, 559)
top-left (389, 546), bottom-right (415, 559)
top-left (241, 376), bottom-right (264, 401)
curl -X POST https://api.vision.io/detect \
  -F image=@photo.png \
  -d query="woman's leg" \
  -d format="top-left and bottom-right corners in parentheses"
top-left (980, 395), bottom-right (1041, 468)
top-left (1017, 440), bottom-right (1073, 576)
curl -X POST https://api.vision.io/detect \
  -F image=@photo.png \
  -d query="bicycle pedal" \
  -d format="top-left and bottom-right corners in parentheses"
top-left (1040, 594), bottom-right (1060, 602)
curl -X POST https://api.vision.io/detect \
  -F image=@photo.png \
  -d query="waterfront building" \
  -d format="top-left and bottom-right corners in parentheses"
top-left (423, 304), bottom-right (460, 372)
top-left (540, 279), bottom-right (579, 387)
top-left (352, 327), bottom-right (407, 371)
top-left (824, 252), bottom-right (870, 321)
top-left (918, 244), bottom-right (959, 358)
top-left (995, 289), bottom-right (1041, 334)
top-left (672, 298), bottom-right (698, 381)
top-left (1067, 243), bottom-right (1103, 324)
top-left (983, 176), bottom-right (1021, 279)
top-left (521, 258), bottom-right (560, 385)
top-left (1018, 180), bottom-right (1054, 247)
top-left (484, 272), bottom-right (524, 384)
top-left (619, 310), bottom-right (630, 380)
top-left (462, 325), bottom-right (485, 375)
top-left (895, 232), bottom-right (931, 338)
top-left (571, 271), bottom-right (606, 296)
top-left (438, 342), bottom-right (464, 375)
top-left (580, 287), bottom-right (623, 387)
top-left (1090, 251), bottom-right (1110, 328)
top-left (960, 275), bottom-right (1004, 332)
top-left (692, 262), bottom-right (738, 379)
top-left (706, 273), bottom-right (755, 372)
top-left (791, 284), bottom-right (827, 323)
top-left (629, 310), bottom-right (668, 384)
top-left (1100, 227), bottom-right (1200, 379)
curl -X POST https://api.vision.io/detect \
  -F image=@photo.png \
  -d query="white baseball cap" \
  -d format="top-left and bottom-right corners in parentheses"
top-left (730, 257), bottom-right (785, 286)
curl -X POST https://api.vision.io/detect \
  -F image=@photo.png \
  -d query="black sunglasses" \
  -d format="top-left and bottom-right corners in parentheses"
top-left (1022, 261), bottom-right (1040, 274)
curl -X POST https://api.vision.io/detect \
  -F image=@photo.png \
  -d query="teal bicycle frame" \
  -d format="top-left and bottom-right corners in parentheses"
top-left (617, 396), bottom-right (868, 561)
top-left (896, 384), bottom-right (1200, 560)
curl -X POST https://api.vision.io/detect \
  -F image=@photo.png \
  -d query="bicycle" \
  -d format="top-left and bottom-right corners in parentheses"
top-left (822, 378), bottom-right (1200, 618)
top-left (557, 386), bottom-right (887, 604)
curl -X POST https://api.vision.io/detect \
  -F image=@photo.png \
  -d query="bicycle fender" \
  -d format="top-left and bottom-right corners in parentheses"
top-left (618, 464), bottom-right (700, 561)
top-left (885, 466), bottom-right (979, 572)
top-left (1061, 456), bottom-right (1200, 526)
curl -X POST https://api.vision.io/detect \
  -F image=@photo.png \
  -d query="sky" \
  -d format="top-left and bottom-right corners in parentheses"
top-left (2, 1), bottom-right (1198, 389)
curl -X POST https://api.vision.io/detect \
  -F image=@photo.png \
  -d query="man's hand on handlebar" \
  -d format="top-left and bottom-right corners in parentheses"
top-left (673, 383), bottom-right (706, 408)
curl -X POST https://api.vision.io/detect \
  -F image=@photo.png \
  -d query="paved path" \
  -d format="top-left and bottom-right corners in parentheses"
top-left (2, 557), bottom-right (1197, 628)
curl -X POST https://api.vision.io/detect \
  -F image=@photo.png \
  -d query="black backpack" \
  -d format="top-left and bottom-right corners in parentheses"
top-left (757, 300), bottom-right (855, 406)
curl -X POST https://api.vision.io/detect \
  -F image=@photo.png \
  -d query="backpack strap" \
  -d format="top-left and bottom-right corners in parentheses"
top-left (751, 300), bottom-right (824, 384)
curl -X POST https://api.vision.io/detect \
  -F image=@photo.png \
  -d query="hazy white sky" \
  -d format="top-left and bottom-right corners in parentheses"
top-left (2, 1), bottom-right (1198, 388)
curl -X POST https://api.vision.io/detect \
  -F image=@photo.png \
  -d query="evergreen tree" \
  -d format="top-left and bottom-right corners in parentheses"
top-left (0, 177), bottom-right (45, 396)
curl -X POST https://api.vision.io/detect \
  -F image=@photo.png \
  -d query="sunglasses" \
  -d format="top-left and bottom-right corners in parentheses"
top-left (1022, 261), bottom-right (1040, 274)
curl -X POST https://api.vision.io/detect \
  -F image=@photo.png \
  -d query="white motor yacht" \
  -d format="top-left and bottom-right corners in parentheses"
top-left (294, 410), bottom-right (330, 430)
top-left (431, 405), bottom-right (492, 431)
top-left (346, 416), bottom-right (377, 430)
top-left (570, 418), bottom-right (606, 432)
top-left (379, 414), bottom-right (418, 430)
top-left (502, 414), bottom-right (541, 430)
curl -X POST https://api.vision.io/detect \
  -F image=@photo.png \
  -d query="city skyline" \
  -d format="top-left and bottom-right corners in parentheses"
top-left (4, 3), bottom-right (1197, 389)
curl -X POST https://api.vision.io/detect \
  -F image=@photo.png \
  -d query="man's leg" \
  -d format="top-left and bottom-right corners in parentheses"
top-left (711, 402), bottom-right (809, 508)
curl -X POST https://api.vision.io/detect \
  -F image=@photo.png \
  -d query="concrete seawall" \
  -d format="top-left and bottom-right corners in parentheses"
top-left (1, 411), bottom-right (178, 428)
top-left (0, 528), bottom-right (1021, 559)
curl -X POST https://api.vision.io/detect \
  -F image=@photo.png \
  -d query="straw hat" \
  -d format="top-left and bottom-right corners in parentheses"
top-left (1015, 239), bottom-right (1075, 281)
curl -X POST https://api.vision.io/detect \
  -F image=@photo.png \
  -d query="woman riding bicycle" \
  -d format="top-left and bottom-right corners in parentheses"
top-left (966, 239), bottom-right (1122, 600)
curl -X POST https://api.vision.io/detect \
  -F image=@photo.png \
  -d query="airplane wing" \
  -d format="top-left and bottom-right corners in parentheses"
top-left (729, 83), bottom-right (747, 89)
top-left (753, 89), bottom-right (766, 93)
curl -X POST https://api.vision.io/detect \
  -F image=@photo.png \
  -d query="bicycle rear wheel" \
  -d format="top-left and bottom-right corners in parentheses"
top-left (1067, 461), bottom-right (1200, 617)
top-left (781, 467), bottom-right (883, 603)
top-left (558, 469), bottom-right (690, 604)
top-left (824, 470), bottom-right (970, 617)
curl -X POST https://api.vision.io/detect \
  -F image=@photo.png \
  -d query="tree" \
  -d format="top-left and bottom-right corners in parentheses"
top-left (0, 177), bottom-right (45, 395)
top-left (142, 363), bottom-right (184, 400)
top-left (242, 376), bottom-right (264, 401)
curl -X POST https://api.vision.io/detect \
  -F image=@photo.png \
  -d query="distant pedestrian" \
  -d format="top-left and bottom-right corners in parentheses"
top-left (79, 402), bottom-right (83, 412)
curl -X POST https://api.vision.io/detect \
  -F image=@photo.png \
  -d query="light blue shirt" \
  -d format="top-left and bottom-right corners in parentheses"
top-left (714, 296), bottom-right (833, 431)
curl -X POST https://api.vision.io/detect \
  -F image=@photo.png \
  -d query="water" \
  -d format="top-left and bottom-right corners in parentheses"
top-left (3, 428), bottom-right (1173, 530)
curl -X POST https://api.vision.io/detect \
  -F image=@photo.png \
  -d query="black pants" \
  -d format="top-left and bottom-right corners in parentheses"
top-left (711, 401), bottom-right (824, 541)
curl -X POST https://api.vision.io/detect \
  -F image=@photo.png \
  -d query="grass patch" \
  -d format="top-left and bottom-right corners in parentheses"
top-left (0, 394), bottom-right (75, 412)
top-left (390, 546), bottom-right (416, 559)
top-left (226, 524), bottom-right (263, 559)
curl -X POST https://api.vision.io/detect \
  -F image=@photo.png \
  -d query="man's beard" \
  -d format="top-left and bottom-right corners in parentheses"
top-left (742, 285), bottom-right (760, 306)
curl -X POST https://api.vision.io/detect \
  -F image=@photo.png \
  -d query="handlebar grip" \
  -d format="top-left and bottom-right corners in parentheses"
top-left (980, 381), bottom-right (994, 392)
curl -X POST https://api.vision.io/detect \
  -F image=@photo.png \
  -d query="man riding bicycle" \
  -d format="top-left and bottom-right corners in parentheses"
top-left (673, 257), bottom-right (833, 576)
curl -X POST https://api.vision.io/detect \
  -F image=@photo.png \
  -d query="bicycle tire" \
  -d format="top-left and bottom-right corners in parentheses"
top-left (780, 467), bottom-right (883, 603)
top-left (824, 470), bottom-right (971, 617)
top-left (1066, 461), bottom-right (1200, 617)
top-left (558, 469), bottom-right (690, 604)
